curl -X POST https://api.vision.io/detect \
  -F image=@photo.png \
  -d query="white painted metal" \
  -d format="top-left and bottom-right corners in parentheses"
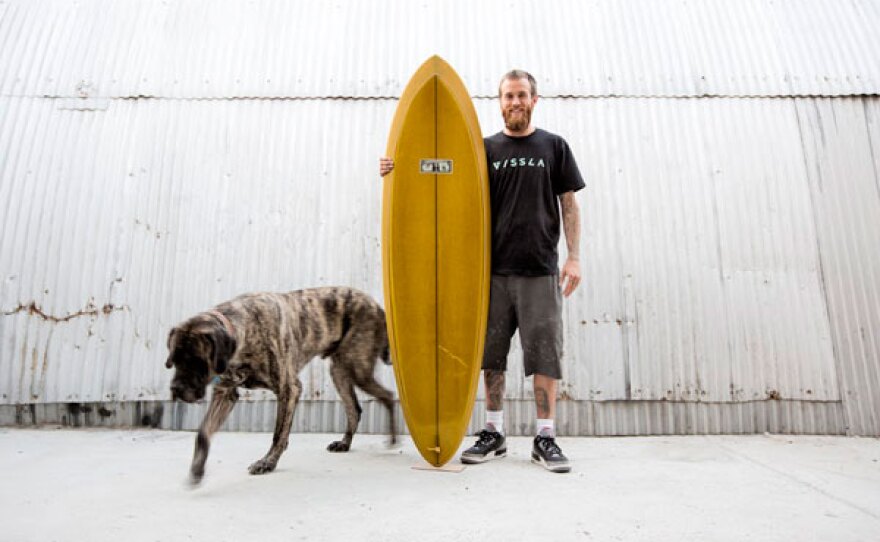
top-left (793, 97), bottom-right (880, 436)
top-left (1, 0), bottom-right (879, 435)
top-left (0, 97), bottom-right (395, 404)
top-left (0, 0), bottom-right (878, 99)
top-left (475, 97), bottom-right (841, 406)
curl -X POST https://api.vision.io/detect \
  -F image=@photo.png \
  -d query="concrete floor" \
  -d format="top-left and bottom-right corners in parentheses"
top-left (1, 427), bottom-right (879, 541)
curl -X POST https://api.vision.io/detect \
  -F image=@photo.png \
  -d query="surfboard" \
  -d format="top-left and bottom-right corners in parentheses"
top-left (382, 56), bottom-right (491, 467)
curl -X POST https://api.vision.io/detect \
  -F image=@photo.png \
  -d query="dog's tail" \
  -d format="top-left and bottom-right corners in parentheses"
top-left (378, 306), bottom-right (392, 365)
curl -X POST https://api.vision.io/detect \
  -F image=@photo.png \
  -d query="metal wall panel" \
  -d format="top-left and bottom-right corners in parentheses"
top-left (0, 96), bottom-right (397, 404)
top-left (2, 0), bottom-right (879, 435)
top-left (3, 94), bottom-right (877, 435)
top-left (473, 97), bottom-right (840, 406)
top-left (0, 398), bottom-right (846, 436)
top-left (794, 97), bottom-right (880, 436)
top-left (0, 0), bottom-right (878, 100)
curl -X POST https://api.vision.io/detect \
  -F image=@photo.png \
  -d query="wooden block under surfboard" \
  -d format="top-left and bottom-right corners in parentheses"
top-left (382, 56), bottom-right (491, 467)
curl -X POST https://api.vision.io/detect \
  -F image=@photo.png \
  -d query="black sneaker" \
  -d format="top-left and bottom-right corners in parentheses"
top-left (531, 435), bottom-right (571, 473)
top-left (460, 430), bottom-right (507, 464)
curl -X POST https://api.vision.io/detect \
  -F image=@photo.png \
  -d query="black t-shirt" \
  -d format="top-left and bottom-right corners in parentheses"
top-left (484, 128), bottom-right (585, 276)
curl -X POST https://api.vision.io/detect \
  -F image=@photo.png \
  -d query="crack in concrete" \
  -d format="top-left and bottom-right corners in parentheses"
top-left (716, 440), bottom-right (880, 522)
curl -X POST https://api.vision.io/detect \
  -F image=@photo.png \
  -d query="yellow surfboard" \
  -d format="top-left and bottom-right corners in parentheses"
top-left (382, 56), bottom-right (491, 467)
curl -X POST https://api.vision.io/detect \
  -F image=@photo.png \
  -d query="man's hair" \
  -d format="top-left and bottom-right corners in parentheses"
top-left (498, 70), bottom-right (537, 98)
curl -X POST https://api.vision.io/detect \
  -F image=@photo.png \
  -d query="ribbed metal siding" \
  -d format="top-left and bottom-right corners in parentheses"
top-left (3, 95), bottom-right (877, 435)
top-left (793, 97), bottom-right (880, 436)
top-left (0, 96), bottom-right (396, 404)
top-left (473, 97), bottom-right (840, 406)
top-left (2, 0), bottom-right (879, 436)
top-left (0, 399), bottom-right (847, 436)
top-left (1, 0), bottom-right (878, 99)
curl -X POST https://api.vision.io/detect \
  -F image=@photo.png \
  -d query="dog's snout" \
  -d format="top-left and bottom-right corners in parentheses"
top-left (170, 382), bottom-right (190, 402)
top-left (170, 381), bottom-right (204, 403)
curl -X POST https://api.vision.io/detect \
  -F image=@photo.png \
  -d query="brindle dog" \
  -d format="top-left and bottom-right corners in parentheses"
top-left (165, 287), bottom-right (396, 484)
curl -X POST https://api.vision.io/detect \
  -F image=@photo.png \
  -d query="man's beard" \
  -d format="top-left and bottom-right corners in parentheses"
top-left (503, 106), bottom-right (532, 132)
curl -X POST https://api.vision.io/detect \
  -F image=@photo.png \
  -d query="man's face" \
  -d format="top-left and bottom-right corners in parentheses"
top-left (499, 77), bottom-right (538, 133)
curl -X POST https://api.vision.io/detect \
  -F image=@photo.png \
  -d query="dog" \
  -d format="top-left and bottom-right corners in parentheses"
top-left (165, 287), bottom-right (396, 484)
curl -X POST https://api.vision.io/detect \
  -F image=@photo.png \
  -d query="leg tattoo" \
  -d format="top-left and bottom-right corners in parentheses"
top-left (485, 370), bottom-right (505, 411)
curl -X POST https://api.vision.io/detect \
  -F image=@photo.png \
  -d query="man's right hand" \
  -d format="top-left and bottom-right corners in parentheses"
top-left (379, 157), bottom-right (394, 177)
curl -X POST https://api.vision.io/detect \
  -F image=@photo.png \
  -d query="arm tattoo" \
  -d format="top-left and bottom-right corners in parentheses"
top-left (535, 387), bottom-right (551, 418)
top-left (485, 370), bottom-right (505, 411)
top-left (560, 192), bottom-right (581, 261)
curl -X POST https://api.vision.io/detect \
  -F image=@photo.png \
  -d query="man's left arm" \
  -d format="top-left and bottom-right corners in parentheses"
top-left (559, 191), bottom-right (581, 297)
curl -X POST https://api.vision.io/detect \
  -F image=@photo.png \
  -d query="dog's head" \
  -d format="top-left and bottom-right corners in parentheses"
top-left (165, 316), bottom-right (237, 403)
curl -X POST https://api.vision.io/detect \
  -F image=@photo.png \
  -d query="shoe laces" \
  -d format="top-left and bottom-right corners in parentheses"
top-left (476, 429), bottom-right (499, 444)
top-left (537, 435), bottom-right (562, 456)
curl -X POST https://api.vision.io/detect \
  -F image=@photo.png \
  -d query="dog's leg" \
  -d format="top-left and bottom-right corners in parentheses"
top-left (248, 376), bottom-right (301, 475)
top-left (354, 372), bottom-right (397, 446)
top-left (190, 386), bottom-right (238, 484)
top-left (328, 362), bottom-right (360, 452)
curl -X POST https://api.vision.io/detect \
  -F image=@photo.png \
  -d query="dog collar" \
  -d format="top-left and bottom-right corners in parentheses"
top-left (208, 309), bottom-right (235, 337)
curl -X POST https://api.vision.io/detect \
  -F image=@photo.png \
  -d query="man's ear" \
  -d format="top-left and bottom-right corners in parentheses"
top-left (165, 328), bottom-right (179, 369)
top-left (210, 328), bottom-right (237, 374)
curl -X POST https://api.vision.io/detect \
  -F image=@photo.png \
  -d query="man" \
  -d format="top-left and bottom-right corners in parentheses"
top-left (379, 70), bottom-right (584, 473)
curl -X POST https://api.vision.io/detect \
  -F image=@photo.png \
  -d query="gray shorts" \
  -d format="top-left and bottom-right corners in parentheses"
top-left (482, 274), bottom-right (563, 379)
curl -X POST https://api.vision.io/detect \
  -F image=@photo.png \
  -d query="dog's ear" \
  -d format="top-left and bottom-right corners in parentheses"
top-left (209, 327), bottom-right (237, 374)
top-left (165, 327), bottom-right (180, 369)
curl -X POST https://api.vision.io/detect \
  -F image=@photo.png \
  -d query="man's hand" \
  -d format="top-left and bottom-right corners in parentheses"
top-left (558, 191), bottom-right (582, 297)
top-left (559, 257), bottom-right (581, 297)
top-left (379, 157), bottom-right (394, 177)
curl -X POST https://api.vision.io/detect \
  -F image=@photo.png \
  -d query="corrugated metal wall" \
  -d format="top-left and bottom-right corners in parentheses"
top-left (1, 0), bottom-right (878, 436)
top-left (1, 0), bottom-right (879, 99)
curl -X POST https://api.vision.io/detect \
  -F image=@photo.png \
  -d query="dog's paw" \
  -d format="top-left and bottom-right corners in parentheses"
top-left (189, 470), bottom-right (205, 485)
top-left (189, 462), bottom-right (205, 485)
top-left (326, 441), bottom-right (351, 452)
top-left (248, 458), bottom-right (277, 475)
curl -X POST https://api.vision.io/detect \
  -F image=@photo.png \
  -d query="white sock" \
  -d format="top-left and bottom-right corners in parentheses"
top-left (537, 418), bottom-right (555, 437)
top-left (486, 410), bottom-right (504, 434)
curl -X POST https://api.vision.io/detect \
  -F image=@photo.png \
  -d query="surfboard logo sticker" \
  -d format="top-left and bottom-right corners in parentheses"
top-left (419, 159), bottom-right (453, 174)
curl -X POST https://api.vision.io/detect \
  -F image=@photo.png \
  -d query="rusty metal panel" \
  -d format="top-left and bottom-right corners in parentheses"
top-left (0, 0), bottom-right (878, 100)
top-left (0, 96), bottom-right (398, 405)
top-left (0, 399), bottom-right (847, 436)
top-left (1, 94), bottom-right (877, 438)
top-left (2, 0), bottom-right (880, 440)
